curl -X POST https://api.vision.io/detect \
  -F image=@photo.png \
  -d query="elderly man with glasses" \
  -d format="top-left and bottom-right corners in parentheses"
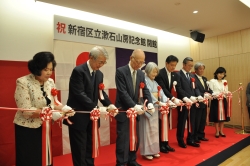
top-left (115, 49), bottom-right (153, 166)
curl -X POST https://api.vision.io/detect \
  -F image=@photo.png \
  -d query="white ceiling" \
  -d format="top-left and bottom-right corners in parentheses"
top-left (39, 0), bottom-right (250, 38)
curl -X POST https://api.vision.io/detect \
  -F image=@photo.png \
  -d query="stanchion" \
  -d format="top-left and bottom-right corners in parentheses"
top-left (236, 83), bottom-right (250, 134)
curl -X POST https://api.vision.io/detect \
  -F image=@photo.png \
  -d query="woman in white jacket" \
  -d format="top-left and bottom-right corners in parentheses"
top-left (14, 52), bottom-right (73, 166)
top-left (209, 67), bottom-right (229, 138)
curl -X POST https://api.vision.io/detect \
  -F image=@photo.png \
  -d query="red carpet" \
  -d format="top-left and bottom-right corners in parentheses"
top-left (54, 126), bottom-right (249, 166)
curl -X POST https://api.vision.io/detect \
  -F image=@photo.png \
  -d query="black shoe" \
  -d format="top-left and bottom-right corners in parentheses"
top-left (178, 141), bottom-right (187, 148)
top-left (219, 132), bottom-right (226, 137)
top-left (187, 141), bottom-right (200, 147)
top-left (165, 144), bottom-right (175, 152)
top-left (215, 134), bottom-right (219, 138)
top-left (195, 139), bottom-right (201, 143)
top-left (127, 161), bottom-right (142, 166)
top-left (199, 137), bottom-right (209, 141)
top-left (160, 146), bottom-right (169, 153)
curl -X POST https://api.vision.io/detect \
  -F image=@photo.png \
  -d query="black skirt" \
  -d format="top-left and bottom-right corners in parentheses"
top-left (209, 98), bottom-right (230, 122)
top-left (15, 124), bottom-right (53, 166)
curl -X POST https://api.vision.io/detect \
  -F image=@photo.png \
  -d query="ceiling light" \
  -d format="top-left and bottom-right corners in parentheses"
top-left (239, 0), bottom-right (250, 8)
top-left (193, 11), bottom-right (198, 14)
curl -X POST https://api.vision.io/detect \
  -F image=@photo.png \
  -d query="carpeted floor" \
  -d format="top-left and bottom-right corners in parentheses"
top-left (54, 126), bottom-right (249, 166)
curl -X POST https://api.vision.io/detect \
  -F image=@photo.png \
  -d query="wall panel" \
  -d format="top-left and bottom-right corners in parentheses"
top-left (241, 28), bottom-right (250, 53)
top-left (220, 53), bottom-right (250, 126)
top-left (199, 36), bottom-right (219, 60)
top-left (218, 31), bottom-right (242, 57)
top-left (190, 39), bottom-right (200, 61)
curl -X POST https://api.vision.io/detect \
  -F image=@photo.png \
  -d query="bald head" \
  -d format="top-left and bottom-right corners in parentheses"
top-left (130, 49), bottom-right (145, 70)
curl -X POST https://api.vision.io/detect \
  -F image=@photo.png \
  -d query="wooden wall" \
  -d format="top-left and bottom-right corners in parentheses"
top-left (190, 28), bottom-right (250, 127)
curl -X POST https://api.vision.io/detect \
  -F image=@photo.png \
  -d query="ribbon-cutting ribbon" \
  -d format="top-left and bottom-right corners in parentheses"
top-left (217, 93), bottom-right (226, 121)
top-left (227, 92), bottom-right (233, 118)
top-left (126, 108), bottom-right (137, 151)
top-left (159, 105), bottom-right (169, 141)
top-left (90, 108), bottom-right (101, 158)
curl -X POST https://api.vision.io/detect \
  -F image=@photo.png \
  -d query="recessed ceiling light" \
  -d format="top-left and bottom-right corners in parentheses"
top-left (239, 0), bottom-right (250, 8)
top-left (193, 11), bottom-right (198, 14)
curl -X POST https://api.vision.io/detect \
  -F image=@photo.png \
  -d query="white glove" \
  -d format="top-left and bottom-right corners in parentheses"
top-left (159, 102), bottom-right (167, 107)
top-left (204, 93), bottom-right (211, 99)
top-left (197, 95), bottom-right (204, 102)
top-left (62, 105), bottom-right (75, 117)
top-left (147, 103), bottom-right (155, 114)
top-left (212, 92), bottom-right (219, 98)
top-left (134, 104), bottom-right (144, 115)
top-left (183, 97), bottom-right (193, 103)
top-left (62, 105), bottom-right (72, 112)
top-left (99, 107), bottom-right (107, 113)
top-left (190, 96), bottom-right (197, 103)
top-left (107, 104), bottom-right (118, 117)
top-left (52, 112), bottom-right (62, 121)
top-left (173, 98), bottom-right (181, 106)
top-left (168, 100), bottom-right (177, 107)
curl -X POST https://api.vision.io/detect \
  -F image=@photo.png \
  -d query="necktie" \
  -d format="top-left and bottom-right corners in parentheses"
top-left (132, 70), bottom-right (136, 92)
top-left (91, 71), bottom-right (95, 85)
top-left (186, 72), bottom-right (190, 80)
top-left (168, 72), bottom-right (171, 88)
top-left (199, 77), bottom-right (205, 88)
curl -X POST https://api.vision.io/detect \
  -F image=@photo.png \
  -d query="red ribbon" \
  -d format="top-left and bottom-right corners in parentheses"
top-left (126, 108), bottom-right (137, 151)
top-left (217, 93), bottom-right (226, 121)
top-left (139, 82), bottom-right (145, 98)
top-left (157, 86), bottom-right (162, 99)
top-left (99, 83), bottom-right (105, 100)
top-left (90, 108), bottom-right (101, 158)
top-left (227, 93), bottom-right (233, 117)
top-left (51, 88), bottom-right (62, 106)
top-left (191, 77), bottom-right (195, 89)
top-left (159, 105), bottom-right (169, 141)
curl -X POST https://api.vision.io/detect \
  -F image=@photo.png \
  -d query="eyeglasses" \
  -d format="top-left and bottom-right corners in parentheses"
top-left (94, 59), bottom-right (107, 65)
top-left (132, 57), bottom-right (145, 65)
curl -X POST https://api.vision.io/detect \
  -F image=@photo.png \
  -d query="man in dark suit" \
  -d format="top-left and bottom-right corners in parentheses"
top-left (155, 55), bottom-right (184, 153)
top-left (64, 46), bottom-right (117, 166)
top-left (194, 62), bottom-right (212, 142)
top-left (176, 57), bottom-right (203, 148)
top-left (115, 49), bottom-right (153, 166)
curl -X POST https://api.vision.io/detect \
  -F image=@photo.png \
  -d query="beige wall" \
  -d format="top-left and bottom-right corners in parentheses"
top-left (190, 28), bottom-right (250, 127)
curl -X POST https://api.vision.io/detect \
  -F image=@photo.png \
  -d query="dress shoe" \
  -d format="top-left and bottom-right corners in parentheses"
top-left (143, 155), bottom-right (153, 160)
top-left (153, 153), bottom-right (160, 158)
top-left (178, 142), bottom-right (187, 148)
top-left (195, 139), bottom-right (201, 143)
top-left (160, 146), bottom-right (169, 153)
top-left (199, 137), bottom-right (209, 141)
top-left (187, 141), bottom-right (200, 147)
top-left (219, 132), bottom-right (226, 137)
top-left (165, 144), bottom-right (175, 152)
top-left (215, 134), bottom-right (219, 138)
top-left (127, 161), bottom-right (142, 166)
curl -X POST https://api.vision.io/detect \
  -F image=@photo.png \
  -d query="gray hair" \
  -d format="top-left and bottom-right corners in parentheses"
top-left (183, 57), bottom-right (193, 64)
top-left (194, 62), bottom-right (205, 70)
top-left (145, 62), bottom-right (159, 76)
top-left (89, 46), bottom-right (109, 59)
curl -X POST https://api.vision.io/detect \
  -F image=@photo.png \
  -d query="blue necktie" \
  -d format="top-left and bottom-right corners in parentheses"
top-left (186, 73), bottom-right (190, 81)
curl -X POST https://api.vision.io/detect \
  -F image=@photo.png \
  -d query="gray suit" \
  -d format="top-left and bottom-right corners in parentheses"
top-left (115, 65), bottom-right (152, 165)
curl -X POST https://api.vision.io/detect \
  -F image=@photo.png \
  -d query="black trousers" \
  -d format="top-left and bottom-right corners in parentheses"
top-left (116, 118), bottom-right (140, 165)
top-left (15, 124), bottom-right (44, 166)
top-left (68, 121), bottom-right (94, 166)
top-left (195, 106), bottom-right (207, 139)
top-left (176, 106), bottom-right (197, 143)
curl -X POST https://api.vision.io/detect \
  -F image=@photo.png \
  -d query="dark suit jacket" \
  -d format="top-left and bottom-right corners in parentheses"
top-left (115, 65), bottom-right (152, 122)
top-left (176, 70), bottom-right (201, 99)
top-left (194, 74), bottom-right (213, 108)
top-left (155, 67), bottom-right (184, 99)
top-left (64, 62), bottom-right (111, 130)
